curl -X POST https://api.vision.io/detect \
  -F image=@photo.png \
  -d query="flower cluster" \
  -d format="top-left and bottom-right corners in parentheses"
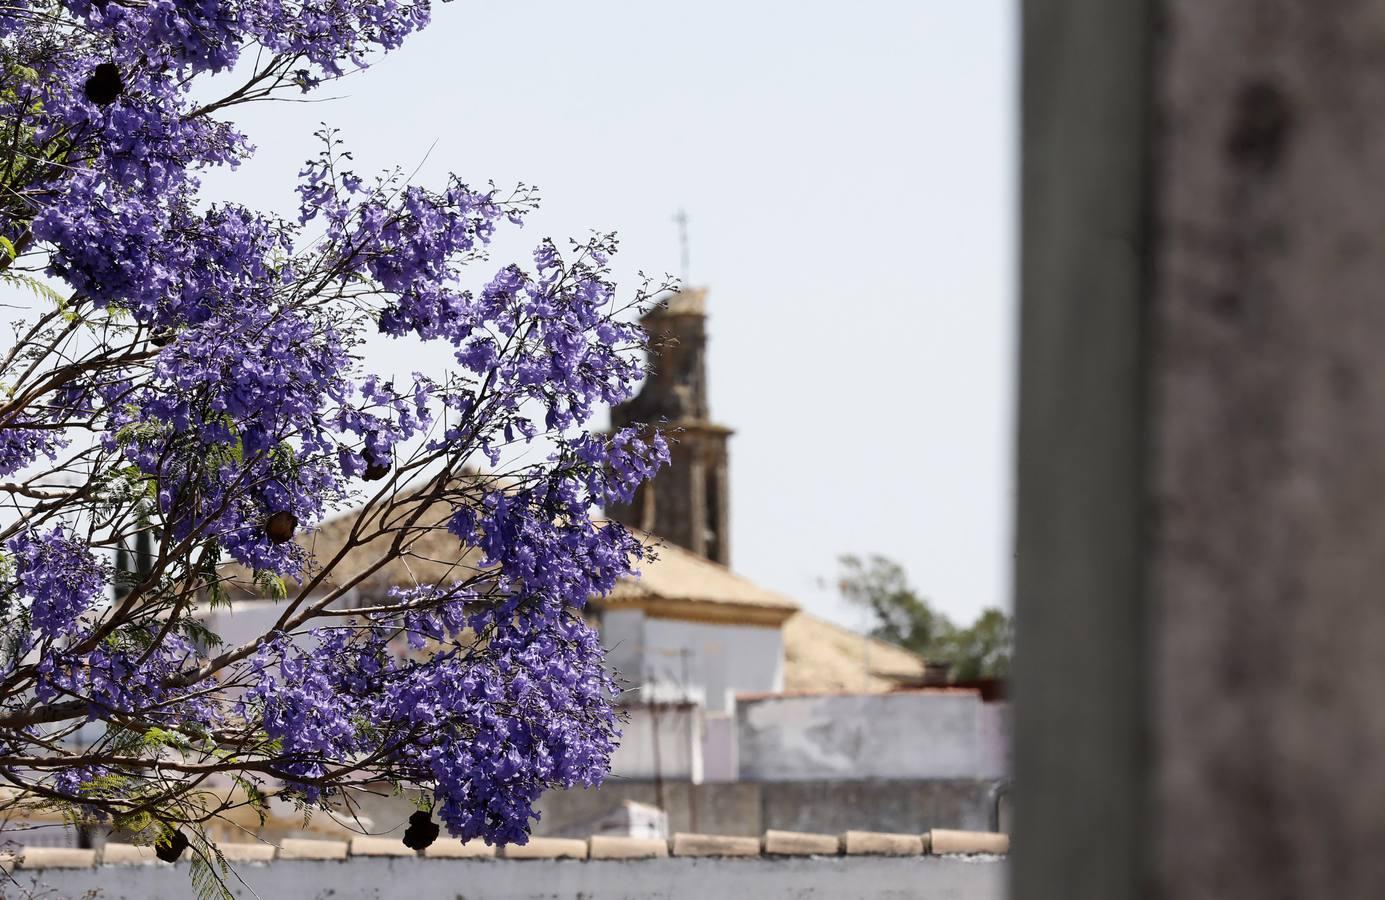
top-left (36, 632), bottom-right (219, 727)
top-left (574, 429), bottom-right (672, 506)
top-left (62, 0), bottom-right (430, 77)
top-left (0, 426), bottom-right (67, 480)
top-left (6, 528), bottom-right (106, 641)
top-left (0, 0), bottom-right (671, 848)
top-left (106, 299), bottom-right (353, 574)
top-left (243, 604), bottom-right (619, 843)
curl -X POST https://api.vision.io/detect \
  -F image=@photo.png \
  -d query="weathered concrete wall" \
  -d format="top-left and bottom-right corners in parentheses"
top-left (7, 856), bottom-right (1005, 900)
top-left (535, 781), bottom-right (762, 838)
top-left (1014, 0), bottom-right (1158, 897)
top-left (737, 693), bottom-right (1010, 781)
top-left (533, 779), bottom-right (998, 837)
top-left (1019, 2), bottom-right (1385, 900)
top-left (759, 780), bottom-right (998, 835)
top-left (975, 702), bottom-right (1010, 780)
top-left (1149, 4), bottom-right (1385, 899)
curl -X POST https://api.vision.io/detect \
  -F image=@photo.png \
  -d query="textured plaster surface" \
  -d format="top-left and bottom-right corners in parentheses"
top-left (1151, 3), bottom-right (1385, 898)
top-left (10, 856), bottom-right (1005, 900)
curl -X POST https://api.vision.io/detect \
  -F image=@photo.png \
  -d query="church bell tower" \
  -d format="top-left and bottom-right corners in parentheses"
top-left (608, 287), bottom-right (733, 566)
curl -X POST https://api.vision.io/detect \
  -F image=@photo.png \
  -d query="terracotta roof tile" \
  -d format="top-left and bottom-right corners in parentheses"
top-left (604, 534), bottom-right (798, 612)
top-left (780, 612), bottom-right (928, 694)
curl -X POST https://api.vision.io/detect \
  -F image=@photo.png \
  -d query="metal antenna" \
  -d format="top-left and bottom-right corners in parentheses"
top-left (673, 208), bottom-right (690, 286)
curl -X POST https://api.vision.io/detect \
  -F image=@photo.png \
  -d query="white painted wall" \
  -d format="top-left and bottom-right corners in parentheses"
top-left (19, 856), bottom-right (1007, 900)
top-left (975, 701), bottom-right (1012, 781)
top-left (200, 600), bottom-right (285, 652)
top-left (601, 610), bottom-right (783, 713)
top-left (643, 618), bottom-right (783, 712)
top-left (700, 712), bottom-right (739, 783)
top-left (200, 596), bottom-right (351, 653)
top-left (736, 692), bottom-right (1012, 781)
top-left (600, 608), bottom-right (653, 701)
top-left (608, 704), bottom-right (703, 782)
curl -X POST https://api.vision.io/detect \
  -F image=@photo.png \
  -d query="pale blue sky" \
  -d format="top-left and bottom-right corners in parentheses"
top-left (200, 1), bottom-right (1019, 628)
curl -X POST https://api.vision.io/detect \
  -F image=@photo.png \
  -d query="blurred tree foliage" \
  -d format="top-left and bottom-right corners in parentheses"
top-left (835, 554), bottom-right (1013, 681)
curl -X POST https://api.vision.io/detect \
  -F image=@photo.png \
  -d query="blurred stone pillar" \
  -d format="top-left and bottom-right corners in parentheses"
top-left (1017, 2), bottom-right (1385, 899)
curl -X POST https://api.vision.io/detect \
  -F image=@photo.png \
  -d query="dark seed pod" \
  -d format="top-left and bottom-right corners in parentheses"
top-left (150, 327), bottom-right (175, 347)
top-left (84, 63), bottom-right (124, 106)
top-left (264, 510), bottom-right (298, 544)
top-left (362, 449), bottom-right (390, 482)
top-left (154, 829), bottom-right (189, 862)
top-left (401, 810), bottom-right (440, 851)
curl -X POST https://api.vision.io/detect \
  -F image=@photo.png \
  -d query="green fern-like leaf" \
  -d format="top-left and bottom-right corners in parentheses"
top-left (104, 726), bottom-right (151, 757)
top-left (231, 776), bottom-right (269, 826)
top-left (206, 576), bottom-right (231, 610)
top-left (188, 832), bottom-right (234, 900)
top-left (0, 271), bottom-right (65, 307)
top-left (189, 854), bottom-right (233, 900)
top-left (114, 809), bottom-right (153, 837)
top-left (180, 616), bottom-right (224, 650)
top-left (141, 726), bottom-right (192, 752)
top-left (253, 569), bottom-right (288, 601)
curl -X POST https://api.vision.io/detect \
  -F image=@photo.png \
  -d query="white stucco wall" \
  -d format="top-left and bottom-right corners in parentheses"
top-left (736, 692), bottom-right (1012, 781)
top-left (700, 712), bottom-right (739, 783)
top-left (600, 608), bottom-right (651, 699)
top-left (602, 611), bottom-right (782, 713)
top-left (649, 618), bottom-right (783, 713)
top-left (16, 856), bottom-right (1007, 900)
top-left (608, 704), bottom-right (703, 782)
top-left (200, 600), bottom-right (284, 652)
top-left (199, 595), bottom-right (351, 653)
top-left (975, 701), bottom-right (1012, 781)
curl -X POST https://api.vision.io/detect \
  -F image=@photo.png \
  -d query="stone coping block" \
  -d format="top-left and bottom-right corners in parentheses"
top-left (588, 836), bottom-right (668, 860)
top-left (927, 829), bottom-right (1010, 856)
top-left (763, 829), bottom-right (840, 856)
top-left (218, 843), bottom-right (278, 863)
top-left (349, 836), bottom-right (415, 858)
top-left (100, 843), bottom-right (161, 865)
top-left (670, 833), bottom-right (761, 858)
top-left (424, 838), bottom-right (496, 859)
top-left (103, 840), bottom-right (278, 866)
top-left (277, 838), bottom-right (348, 861)
top-left (841, 830), bottom-right (924, 857)
top-left (498, 837), bottom-right (588, 860)
top-left (16, 847), bottom-right (97, 869)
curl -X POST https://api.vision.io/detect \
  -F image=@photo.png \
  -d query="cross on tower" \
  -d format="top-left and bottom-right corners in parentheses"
top-left (673, 208), bottom-right (690, 286)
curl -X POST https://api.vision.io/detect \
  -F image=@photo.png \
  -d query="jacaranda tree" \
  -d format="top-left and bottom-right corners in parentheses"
top-left (0, 0), bottom-right (670, 886)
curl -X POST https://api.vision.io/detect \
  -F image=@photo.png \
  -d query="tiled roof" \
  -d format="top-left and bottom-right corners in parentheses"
top-left (220, 485), bottom-right (484, 598)
top-left (219, 496), bottom-right (926, 694)
top-left (223, 499), bottom-right (799, 626)
top-left (781, 612), bottom-right (929, 694)
top-left (598, 533), bottom-right (799, 625)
